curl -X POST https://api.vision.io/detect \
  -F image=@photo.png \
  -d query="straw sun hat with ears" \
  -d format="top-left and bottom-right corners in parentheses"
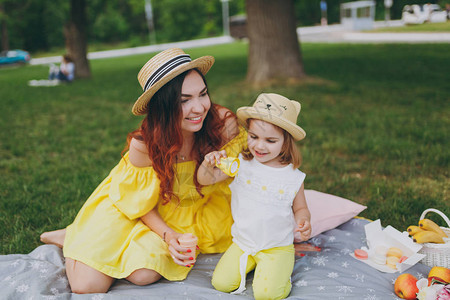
top-left (132, 48), bottom-right (215, 116)
top-left (236, 93), bottom-right (306, 141)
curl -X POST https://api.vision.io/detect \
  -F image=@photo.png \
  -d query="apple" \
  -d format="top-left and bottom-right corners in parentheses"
top-left (394, 273), bottom-right (419, 299)
top-left (428, 266), bottom-right (450, 285)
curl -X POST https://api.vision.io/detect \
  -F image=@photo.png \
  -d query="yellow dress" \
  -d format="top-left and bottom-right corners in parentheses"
top-left (63, 127), bottom-right (247, 281)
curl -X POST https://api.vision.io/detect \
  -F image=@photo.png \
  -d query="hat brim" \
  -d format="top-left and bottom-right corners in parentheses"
top-left (236, 107), bottom-right (306, 141)
top-left (132, 55), bottom-right (214, 116)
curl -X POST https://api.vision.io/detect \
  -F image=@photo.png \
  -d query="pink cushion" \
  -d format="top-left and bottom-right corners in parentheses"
top-left (305, 189), bottom-right (367, 238)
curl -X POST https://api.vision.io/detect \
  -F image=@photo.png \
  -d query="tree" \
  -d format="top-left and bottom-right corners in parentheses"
top-left (245, 0), bottom-right (305, 85)
top-left (0, 2), bottom-right (8, 50)
top-left (65, 0), bottom-right (90, 78)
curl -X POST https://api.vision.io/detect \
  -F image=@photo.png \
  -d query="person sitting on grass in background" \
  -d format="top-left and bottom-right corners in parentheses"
top-left (197, 93), bottom-right (312, 300)
top-left (40, 48), bottom-right (247, 294)
top-left (48, 54), bottom-right (75, 82)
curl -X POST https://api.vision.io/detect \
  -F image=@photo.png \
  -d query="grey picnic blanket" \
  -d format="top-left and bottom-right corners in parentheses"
top-left (0, 218), bottom-right (431, 299)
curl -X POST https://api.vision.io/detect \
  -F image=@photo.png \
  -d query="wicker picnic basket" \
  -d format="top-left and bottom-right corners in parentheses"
top-left (417, 208), bottom-right (450, 268)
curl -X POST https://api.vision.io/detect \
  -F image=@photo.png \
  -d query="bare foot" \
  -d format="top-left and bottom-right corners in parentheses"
top-left (40, 229), bottom-right (66, 248)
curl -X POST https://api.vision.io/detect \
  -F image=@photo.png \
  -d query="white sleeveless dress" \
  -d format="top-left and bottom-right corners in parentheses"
top-left (229, 153), bottom-right (306, 293)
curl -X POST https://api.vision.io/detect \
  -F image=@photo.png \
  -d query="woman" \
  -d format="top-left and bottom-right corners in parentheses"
top-left (41, 48), bottom-right (247, 293)
top-left (48, 54), bottom-right (75, 82)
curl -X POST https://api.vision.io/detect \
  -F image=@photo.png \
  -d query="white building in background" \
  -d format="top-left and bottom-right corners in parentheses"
top-left (340, 1), bottom-right (376, 31)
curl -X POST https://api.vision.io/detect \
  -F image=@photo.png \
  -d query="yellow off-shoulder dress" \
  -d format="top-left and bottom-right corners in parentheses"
top-left (63, 128), bottom-right (247, 281)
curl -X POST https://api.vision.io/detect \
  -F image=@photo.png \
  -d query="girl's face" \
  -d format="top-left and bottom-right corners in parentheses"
top-left (247, 119), bottom-right (285, 167)
top-left (180, 70), bottom-right (211, 134)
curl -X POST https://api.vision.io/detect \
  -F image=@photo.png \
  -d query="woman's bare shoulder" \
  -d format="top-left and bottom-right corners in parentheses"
top-left (129, 138), bottom-right (152, 167)
top-left (216, 106), bottom-right (240, 141)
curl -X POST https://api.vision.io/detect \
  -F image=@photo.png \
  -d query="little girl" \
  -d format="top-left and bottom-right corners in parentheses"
top-left (197, 93), bottom-right (311, 300)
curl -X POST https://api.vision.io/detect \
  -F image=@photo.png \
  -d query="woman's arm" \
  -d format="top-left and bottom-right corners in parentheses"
top-left (132, 139), bottom-right (194, 266)
top-left (197, 150), bottom-right (231, 185)
top-left (141, 208), bottom-right (195, 267)
top-left (217, 106), bottom-right (240, 143)
top-left (292, 183), bottom-right (312, 241)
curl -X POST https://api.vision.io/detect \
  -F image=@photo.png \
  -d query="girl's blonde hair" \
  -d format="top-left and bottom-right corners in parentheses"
top-left (242, 119), bottom-right (302, 168)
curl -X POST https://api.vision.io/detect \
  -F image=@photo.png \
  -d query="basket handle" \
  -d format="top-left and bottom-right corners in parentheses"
top-left (420, 208), bottom-right (450, 227)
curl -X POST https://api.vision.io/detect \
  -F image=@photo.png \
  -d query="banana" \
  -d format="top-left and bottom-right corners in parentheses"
top-left (407, 225), bottom-right (425, 236)
top-left (412, 231), bottom-right (445, 244)
top-left (419, 219), bottom-right (448, 238)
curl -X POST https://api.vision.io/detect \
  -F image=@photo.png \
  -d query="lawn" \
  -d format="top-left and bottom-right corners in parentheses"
top-left (0, 42), bottom-right (449, 254)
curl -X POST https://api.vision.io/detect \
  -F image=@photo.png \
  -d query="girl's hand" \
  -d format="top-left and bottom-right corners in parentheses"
top-left (203, 150), bottom-right (227, 167)
top-left (165, 232), bottom-right (196, 267)
top-left (198, 150), bottom-right (231, 185)
top-left (295, 219), bottom-right (312, 242)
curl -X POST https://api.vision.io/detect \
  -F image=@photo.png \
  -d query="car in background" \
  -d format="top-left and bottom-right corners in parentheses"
top-left (402, 4), bottom-right (447, 25)
top-left (0, 49), bottom-right (31, 65)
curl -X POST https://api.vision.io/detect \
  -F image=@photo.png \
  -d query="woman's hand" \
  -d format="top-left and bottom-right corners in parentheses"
top-left (141, 209), bottom-right (196, 267)
top-left (295, 219), bottom-right (312, 242)
top-left (165, 232), bottom-right (196, 267)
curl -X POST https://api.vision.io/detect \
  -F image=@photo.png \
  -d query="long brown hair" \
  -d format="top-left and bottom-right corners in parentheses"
top-left (127, 69), bottom-right (230, 204)
top-left (241, 119), bottom-right (302, 168)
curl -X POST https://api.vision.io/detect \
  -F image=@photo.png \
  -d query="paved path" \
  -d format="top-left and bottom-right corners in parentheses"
top-left (30, 21), bottom-right (450, 65)
top-left (298, 21), bottom-right (450, 43)
top-left (30, 36), bottom-right (234, 65)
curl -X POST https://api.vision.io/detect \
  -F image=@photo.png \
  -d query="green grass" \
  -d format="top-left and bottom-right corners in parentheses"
top-left (1, 42), bottom-right (449, 254)
top-left (371, 21), bottom-right (450, 32)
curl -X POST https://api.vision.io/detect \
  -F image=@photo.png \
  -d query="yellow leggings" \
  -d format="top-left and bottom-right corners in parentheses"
top-left (212, 243), bottom-right (295, 300)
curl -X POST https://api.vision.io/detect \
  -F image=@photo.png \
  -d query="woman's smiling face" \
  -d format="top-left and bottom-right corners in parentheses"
top-left (180, 70), bottom-right (211, 134)
top-left (247, 119), bottom-right (285, 167)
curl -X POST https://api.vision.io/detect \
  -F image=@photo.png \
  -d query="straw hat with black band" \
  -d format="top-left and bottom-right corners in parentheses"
top-left (132, 48), bottom-right (215, 116)
top-left (236, 93), bottom-right (306, 141)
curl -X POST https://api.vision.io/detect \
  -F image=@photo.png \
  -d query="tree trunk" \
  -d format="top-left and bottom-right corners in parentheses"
top-left (0, 4), bottom-right (9, 51)
top-left (64, 0), bottom-right (90, 78)
top-left (246, 0), bottom-right (305, 84)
